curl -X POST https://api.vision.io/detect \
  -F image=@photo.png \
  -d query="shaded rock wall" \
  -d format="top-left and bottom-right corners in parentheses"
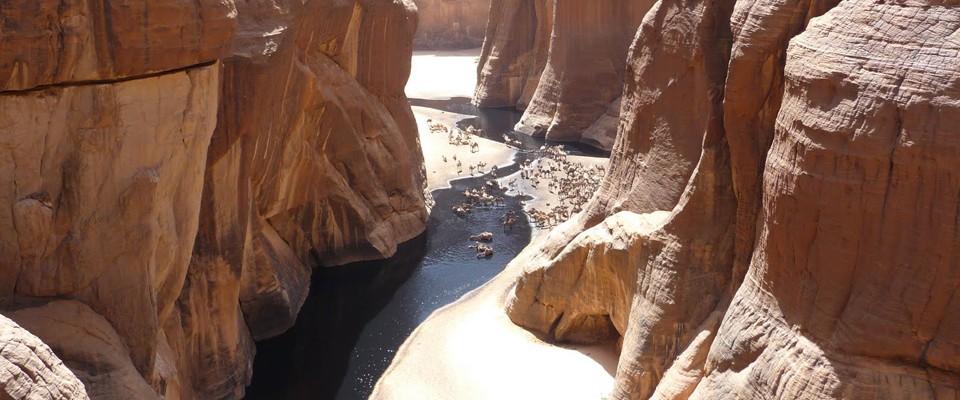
top-left (474, 0), bottom-right (653, 150)
top-left (473, 0), bottom-right (550, 108)
top-left (0, 0), bottom-right (426, 398)
top-left (413, 0), bottom-right (490, 50)
top-left (501, 0), bottom-right (960, 398)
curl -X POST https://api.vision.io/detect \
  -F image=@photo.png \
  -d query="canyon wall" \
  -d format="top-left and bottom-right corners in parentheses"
top-left (502, 0), bottom-right (960, 398)
top-left (0, 1), bottom-right (427, 399)
top-left (412, 0), bottom-right (490, 50)
top-left (474, 0), bottom-right (654, 150)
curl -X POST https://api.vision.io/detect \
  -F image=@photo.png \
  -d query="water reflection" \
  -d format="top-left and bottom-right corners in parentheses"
top-left (245, 235), bottom-right (428, 399)
top-left (247, 99), bottom-right (603, 400)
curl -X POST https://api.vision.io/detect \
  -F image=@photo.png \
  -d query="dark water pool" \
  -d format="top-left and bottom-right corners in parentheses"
top-left (245, 100), bottom-right (603, 400)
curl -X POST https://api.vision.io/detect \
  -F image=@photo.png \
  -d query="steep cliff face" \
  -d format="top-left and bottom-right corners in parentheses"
top-left (0, 62), bottom-right (222, 398)
top-left (503, 0), bottom-right (960, 398)
top-left (412, 0), bottom-right (490, 49)
top-left (0, 0), bottom-right (236, 91)
top-left (683, 2), bottom-right (960, 397)
top-left (474, 0), bottom-right (653, 150)
top-left (0, 1), bottom-right (426, 399)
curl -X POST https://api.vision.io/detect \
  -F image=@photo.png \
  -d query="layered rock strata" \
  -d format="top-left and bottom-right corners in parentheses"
top-left (474, 0), bottom-right (653, 150)
top-left (503, 0), bottom-right (960, 398)
top-left (0, 0), bottom-right (426, 398)
top-left (412, 0), bottom-right (490, 49)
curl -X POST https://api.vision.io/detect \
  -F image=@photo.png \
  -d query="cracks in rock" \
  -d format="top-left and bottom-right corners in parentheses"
top-left (0, 60), bottom-right (219, 96)
top-left (918, 283), bottom-right (958, 367)
top-left (178, 68), bottom-right (199, 148)
top-left (53, 0), bottom-right (69, 81)
top-left (547, 309), bottom-right (565, 339)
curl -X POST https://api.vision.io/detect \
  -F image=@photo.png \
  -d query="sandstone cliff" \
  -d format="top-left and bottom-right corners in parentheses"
top-left (501, 0), bottom-right (960, 398)
top-left (0, 1), bottom-right (427, 398)
top-left (412, 0), bottom-right (490, 50)
top-left (474, 0), bottom-right (653, 150)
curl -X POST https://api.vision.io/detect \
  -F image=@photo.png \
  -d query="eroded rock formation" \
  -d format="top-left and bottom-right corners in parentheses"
top-left (0, 0), bottom-right (426, 398)
top-left (502, 0), bottom-right (960, 398)
top-left (413, 0), bottom-right (490, 49)
top-left (474, 0), bottom-right (653, 150)
top-left (0, 313), bottom-right (87, 399)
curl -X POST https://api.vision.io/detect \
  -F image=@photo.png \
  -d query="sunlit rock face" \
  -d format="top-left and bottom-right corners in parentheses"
top-left (0, 0), bottom-right (427, 398)
top-left (0, 0), bottom-right (237, 91)
top-left (0, 313), bottom-right (88, 399)
top-left (474, 0), bottom-right (653, 150)
top-left (412, 0), bottom-right (490, 50)
top-left (502, 0), bottom-right (960, 398)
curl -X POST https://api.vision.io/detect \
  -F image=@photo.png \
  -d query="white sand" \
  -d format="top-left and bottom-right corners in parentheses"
top-left (415, 106), bottom-right (517, 191)
top-left (373, 50), bottom-right (618, 399)
top-left (408, 48), bottom-right (516, 191)
top-left (407, 49), bottom-right (483, 100)
top-left (372, 263), bottom-right (619, 400)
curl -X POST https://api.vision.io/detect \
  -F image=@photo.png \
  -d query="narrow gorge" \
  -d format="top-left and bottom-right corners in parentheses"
top-left (1, 0), bottom-right (958, 399)
top-left (383, 0), bottom-right (960, 398)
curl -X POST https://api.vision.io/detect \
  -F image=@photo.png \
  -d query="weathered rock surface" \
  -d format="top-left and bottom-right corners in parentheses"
top-left (0, 313), bottom-right (87, 399)
top-left (473, 0), bottom-right (549, 109)
top-left (9, 301), bottom-right (157, 399)
top-left (0, 64), bottom-right (221, 395)
top-left (189, 6), bottom-right (427, 394)
top-left (413, 0), bottom-right (490, 50)
top-left (474, 0), bottom-right (653, 150)
top-left (501, 0), bottom-right (960, 398)
top-left (0, 0), bottom-right (236, 91)
top-left (0, 0), bottom-right (427, 398)
top-left (685, 1), bottom-right (960, 397)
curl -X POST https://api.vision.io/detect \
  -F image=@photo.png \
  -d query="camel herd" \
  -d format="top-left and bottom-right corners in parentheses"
top-left (427, 119), bottom-right (608, 258)
top-left (517, 145), bottom-right (605, 228)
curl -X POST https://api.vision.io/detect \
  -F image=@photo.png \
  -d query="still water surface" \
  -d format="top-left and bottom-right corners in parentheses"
top-left (246, 100), bottom-right (603, 400)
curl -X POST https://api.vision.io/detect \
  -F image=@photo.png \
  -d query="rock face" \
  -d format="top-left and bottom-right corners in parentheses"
top-left (502, 0), bottom-right (960, 398)
top-left (0, 313), bottom-right (88, 399)
top-left (0, 0), bottom-right (236, 91)
top-left (412, 0), bottom-right (490, 49)
top-left (0, 63), bottom-right (222, 398)
top-left (474, 0), bottom-right (653, 150)
top-left (0, 0), bottom-right (427, 398)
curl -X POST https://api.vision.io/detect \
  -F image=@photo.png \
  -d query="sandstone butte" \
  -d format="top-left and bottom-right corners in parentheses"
top-left (0, 0), bottom-right (428, 398)
top-left (482, 0), bottom-right (960, 398)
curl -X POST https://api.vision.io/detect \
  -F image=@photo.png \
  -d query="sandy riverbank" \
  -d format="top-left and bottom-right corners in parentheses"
top-left (497, 153), bottom-right (608, 236)
top-left (409, 49), bottom-right (516, 191)
top-left (415, 106), bottom-right (517, 191)
top-left (371, 49), bottom-right (618, 399)
top-left (371, 259), bottom-right (619, 400)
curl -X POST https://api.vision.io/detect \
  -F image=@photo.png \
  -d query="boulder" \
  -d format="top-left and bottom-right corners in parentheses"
top-left (0, 312), bottom-right (87, 400)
